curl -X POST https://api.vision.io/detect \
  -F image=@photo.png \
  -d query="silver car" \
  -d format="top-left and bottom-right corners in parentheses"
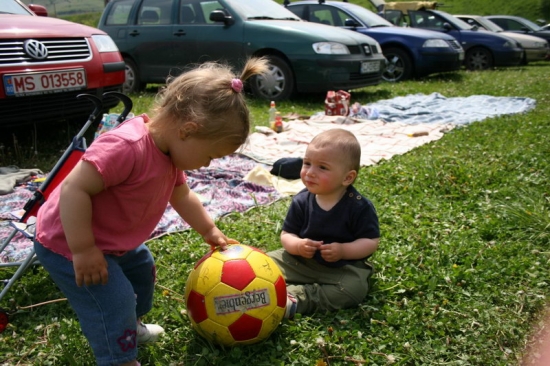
top-left (456, 15), bottom-right (549, 63)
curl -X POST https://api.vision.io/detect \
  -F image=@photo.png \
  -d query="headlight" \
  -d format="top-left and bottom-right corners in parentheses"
top-left (92, 35), bottom-right (120, 53)
top-left (502, 40), bottom-right (515, 48)
top-left (312, 42), bottom-right (349, 55)
top-left (374, 42), bottom-right (382, 54)
top-left (423, 39), bottom-right (450, 48)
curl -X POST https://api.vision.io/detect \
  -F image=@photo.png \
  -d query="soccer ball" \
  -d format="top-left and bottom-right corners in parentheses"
top-left (184, 243), bottom-right (287, 346)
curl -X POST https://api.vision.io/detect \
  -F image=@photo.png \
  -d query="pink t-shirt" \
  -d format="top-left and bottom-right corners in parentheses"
top-left (36, 114), bottom-right (186, 260)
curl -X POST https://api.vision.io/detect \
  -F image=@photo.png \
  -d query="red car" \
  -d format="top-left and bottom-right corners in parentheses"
top-left (0, 0), bottom-right (125, 127)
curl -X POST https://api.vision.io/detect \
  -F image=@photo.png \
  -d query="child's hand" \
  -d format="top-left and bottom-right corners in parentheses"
top-left (203, 226), bottom-right (238, 250)
top-left (72, 246), bottom-right (108, 287)
top-left (298, 239), bottom-right (322, 258)
top-left (319, 243), bottom-right (344, 262)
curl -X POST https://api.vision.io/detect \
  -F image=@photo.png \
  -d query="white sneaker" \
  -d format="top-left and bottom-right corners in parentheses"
top-left (136, 321), bottom-right (164, 344)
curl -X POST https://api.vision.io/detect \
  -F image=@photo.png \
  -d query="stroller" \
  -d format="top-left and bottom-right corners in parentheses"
top-left (0, 92), bottom-right (133, 332)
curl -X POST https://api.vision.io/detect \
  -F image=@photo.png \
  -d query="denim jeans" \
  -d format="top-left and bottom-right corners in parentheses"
top-left (34, 241), bottom-right (156, 366)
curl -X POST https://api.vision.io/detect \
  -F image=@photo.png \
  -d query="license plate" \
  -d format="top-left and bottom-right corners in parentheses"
top-left (3, 69), bottom-right (87, 97)
top-left (361, 61), bottom-right (380, 74)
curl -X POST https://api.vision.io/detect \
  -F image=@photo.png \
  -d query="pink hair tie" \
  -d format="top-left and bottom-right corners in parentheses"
top-left (230, 78), bottom-right (243, 93)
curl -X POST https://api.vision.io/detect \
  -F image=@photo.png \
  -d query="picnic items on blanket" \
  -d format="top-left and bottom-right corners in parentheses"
top-left (325, 90), bottom-right (351, 116)
top-left (270, 157), bottom-right (303, 179)
top-left (273, 112), bottom-right (284, 133)
top-left (0, 166), bottom-right (43, 195)
top-left (93, 93), bottom-right (134, 140)
top-left (268, 100), bottom-right (277, 129)
top-left (244, 165), bottom-right (305, 197)
top-left (349, 102), bottom-right (380, 120)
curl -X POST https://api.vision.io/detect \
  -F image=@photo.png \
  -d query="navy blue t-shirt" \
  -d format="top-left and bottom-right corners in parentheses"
top-left (282, 185), bottom-right (379, 268)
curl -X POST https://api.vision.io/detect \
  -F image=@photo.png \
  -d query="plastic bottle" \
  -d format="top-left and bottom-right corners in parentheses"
top-left (274, 112), bottom-right (283, 133)
top-left (268, 101), bottom-right (277, 129)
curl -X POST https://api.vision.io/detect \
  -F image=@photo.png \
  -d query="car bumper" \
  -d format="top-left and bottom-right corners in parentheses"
top-left (415, 52), bottom-right (463, 76)
top-left (492, 48), bottom-right (524, 67)
top-left (291, 56), bottom-right (386, 92)
top-left (525, 48), bottom-right (550, 62)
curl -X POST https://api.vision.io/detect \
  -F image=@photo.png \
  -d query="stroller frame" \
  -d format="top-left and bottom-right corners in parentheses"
top-left (0, 92), bottom-right (132, 332)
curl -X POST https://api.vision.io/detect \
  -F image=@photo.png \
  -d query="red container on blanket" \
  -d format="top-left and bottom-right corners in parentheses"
top-left (325, 90), bottom-right (351, 116)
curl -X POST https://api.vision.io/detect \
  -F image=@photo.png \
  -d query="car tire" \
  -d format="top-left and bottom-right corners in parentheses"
top-left (123, 58), bottom-right (143, 94)
top-left (382, 47), bottom-right (413, 82)
top-left (464, 47), bottom-right (493, 70)
top-left (250, 55), bottom-right (294, 101)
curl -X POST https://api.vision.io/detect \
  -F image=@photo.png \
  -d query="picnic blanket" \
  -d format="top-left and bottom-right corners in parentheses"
top-left (366, 92), bottom-right (536, 125)
top-left (240, 93), bottom-right (536, 166)
top-left (0, 155), bottom-right (281, 264)
top-left (241, 116), bottom-right (453, 166)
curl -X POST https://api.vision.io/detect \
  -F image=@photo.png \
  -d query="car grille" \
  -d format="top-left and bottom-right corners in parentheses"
top-left (0, 85), bottom-right (121, 127)
top-left (447, 39), bottom-right (462, 51)
top-left (348, 44), bottom-right (380, 55)
top-left (0, 38), bottom-right (92, 66)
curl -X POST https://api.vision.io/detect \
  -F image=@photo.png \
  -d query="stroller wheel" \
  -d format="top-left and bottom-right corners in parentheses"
top-left (0, 309), bottom-right (8, 333)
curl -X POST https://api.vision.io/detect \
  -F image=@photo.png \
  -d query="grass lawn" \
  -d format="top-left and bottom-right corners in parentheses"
top-left (1, 62), bottom-right (549, 365)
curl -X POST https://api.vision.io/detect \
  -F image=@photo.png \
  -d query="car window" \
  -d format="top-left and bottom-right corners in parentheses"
top-left (409, 11), bottom-right (444, 30)
top-left (3, 0), bottom-right (34, 15)
top-left (105, 0), bottom-right (135, 25)
top-left (491, 18), bottom-right (527, 31)
top-left (462, 18), bottom-right (484, 29)
top-left (504, 19), bottom-right (525, 31)
top-left (384, 10), bottom-right (403, 26)
top-left (180, 4), bottom-right (197, 23)
top-left (309, 6), bottom-right (335, 26)
top-left (138, 0), bottom-right (172, 25)
top-left (200, 1), bottom-right (228, 24)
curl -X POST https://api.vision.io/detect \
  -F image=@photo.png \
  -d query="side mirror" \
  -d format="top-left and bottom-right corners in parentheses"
top-left (28, 4), bottom-right (48, 17)
top-left (210, 10), bottom-right (235, 25)
top-left (344, 18), bottom-right (359, 27)
top-left (443, 22), bottom-right (452, 31)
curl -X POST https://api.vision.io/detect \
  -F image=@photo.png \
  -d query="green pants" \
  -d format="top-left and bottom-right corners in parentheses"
top-left (267, 249), bottom-right (373, 315)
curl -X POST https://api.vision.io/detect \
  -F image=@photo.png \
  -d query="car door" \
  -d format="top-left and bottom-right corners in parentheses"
top-left (170, 0), bottom-right (244, 68)
top-left (122, 0), bottom-right (178, 81)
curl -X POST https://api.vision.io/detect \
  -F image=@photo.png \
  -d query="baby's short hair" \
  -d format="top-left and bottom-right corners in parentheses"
top-left (309, 129), bottom-right (361, 172)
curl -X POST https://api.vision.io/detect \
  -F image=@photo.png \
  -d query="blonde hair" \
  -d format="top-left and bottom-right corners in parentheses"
top-left (309, 129), bottom-right (361, 172)
top-left (149, 57), bottom-right (269, 146)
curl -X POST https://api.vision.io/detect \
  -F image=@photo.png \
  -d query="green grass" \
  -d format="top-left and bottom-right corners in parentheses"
top-left (1, 63), bottom-right (550, 365)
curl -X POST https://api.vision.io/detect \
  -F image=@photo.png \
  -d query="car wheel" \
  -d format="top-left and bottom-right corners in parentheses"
top-left (250, 55), bottom-right (294, 101)
top-left (464, 47), bottom-right (493, 70)
top-left (382, 47), bottom-right (413, 82)
top-left (123, 58), bottom-right (142, 94)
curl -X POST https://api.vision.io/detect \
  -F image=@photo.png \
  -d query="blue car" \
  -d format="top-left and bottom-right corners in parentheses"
top-left (285, 1), bottom-right (464, 82)
top-left (381, 6), bottom-right (524, 70)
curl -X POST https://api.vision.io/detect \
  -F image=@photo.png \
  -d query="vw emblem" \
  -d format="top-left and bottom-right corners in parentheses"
top-left (23, 39), bottom-right (48, 60)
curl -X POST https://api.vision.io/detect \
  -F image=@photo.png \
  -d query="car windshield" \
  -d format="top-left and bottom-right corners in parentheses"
top-left (479, 18), bottom-right (505, 32)
top-left (519, 17), bottom-right (542, 31)
top-left (1, 0), bottom-right (33, 15)
top-left (226, 0), bottom-right (301, 21)
top-left (341, 3), bottom-right (393, 27)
